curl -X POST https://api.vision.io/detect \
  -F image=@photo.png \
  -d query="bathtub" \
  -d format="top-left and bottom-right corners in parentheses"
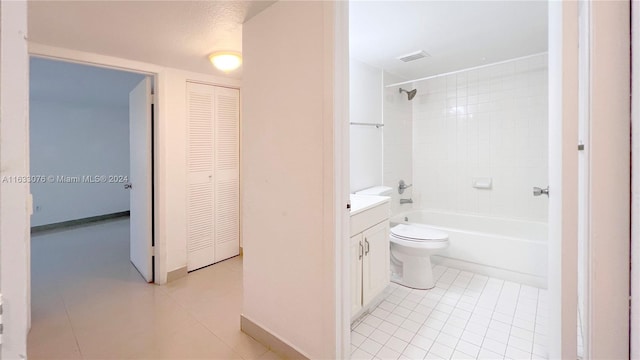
top-left (391, 210), bottom-right (548, 288)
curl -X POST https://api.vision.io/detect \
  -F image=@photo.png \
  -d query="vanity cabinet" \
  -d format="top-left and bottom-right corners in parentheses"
top-left (350, 195), bottom-right (390, 321)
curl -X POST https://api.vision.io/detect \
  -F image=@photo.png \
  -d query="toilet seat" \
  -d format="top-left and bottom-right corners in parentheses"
top-left (390, 224), bottom-right (448, 242)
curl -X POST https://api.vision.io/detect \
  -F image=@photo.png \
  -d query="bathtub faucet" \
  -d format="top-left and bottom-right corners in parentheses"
top-left (400, 198), bottom-right (413, 204)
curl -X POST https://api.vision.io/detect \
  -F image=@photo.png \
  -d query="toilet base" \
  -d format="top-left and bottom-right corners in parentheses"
top-left (390, 248), bottom-right (436, 290)
top-left (391, 277), bottom-right (436, 290)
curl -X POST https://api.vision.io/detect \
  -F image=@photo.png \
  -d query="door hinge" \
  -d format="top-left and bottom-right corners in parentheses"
top-left (346, 203), bottom-right (351, 210)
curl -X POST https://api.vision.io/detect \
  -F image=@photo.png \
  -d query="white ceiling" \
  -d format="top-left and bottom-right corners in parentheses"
top-left (28, 1), bottom-right (276, 78)
top-left (349, 1), bottom-right (548, 81)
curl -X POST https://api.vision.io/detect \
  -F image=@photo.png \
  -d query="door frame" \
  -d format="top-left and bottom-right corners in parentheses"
top-left (27, 46), bottom-right (164, 284)
top-left (547, 1), bottom-right (579, 358)
top-left (0, 1), bottom-right (30, 358)
top-left (335, 1), bottom-right (584, 358)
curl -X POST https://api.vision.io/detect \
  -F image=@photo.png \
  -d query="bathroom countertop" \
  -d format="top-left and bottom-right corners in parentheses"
top-left (350, 194), bottom-right (390, 216)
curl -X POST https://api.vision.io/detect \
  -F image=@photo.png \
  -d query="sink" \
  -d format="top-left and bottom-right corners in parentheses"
top-left (350, 194), bottom-right (390, 215)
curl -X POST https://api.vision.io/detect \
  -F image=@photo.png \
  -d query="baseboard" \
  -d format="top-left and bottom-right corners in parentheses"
top-left (167, 266), bottom-right (188, 282)
top-left (240, 315), bottom-right (309, 360)
top-left (31, 211), bottom-right (130, 233)
top-left (432, 255), bottom-right (547, 289)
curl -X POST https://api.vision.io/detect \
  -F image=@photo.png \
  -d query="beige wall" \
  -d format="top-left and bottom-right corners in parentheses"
top-left (241, 1), bottom-right (339, 358)
top-left (589, 1), bottom-right (630, 357)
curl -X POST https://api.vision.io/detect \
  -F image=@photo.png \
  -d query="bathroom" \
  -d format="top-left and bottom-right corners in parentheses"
top-left (348, 2), bottom-right (554, 359)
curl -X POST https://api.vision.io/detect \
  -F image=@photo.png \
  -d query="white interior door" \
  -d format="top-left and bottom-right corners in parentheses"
top-left (129, 77), bottom-right (153, 282)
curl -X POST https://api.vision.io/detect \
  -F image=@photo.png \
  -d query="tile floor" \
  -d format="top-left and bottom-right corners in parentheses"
top-left (28, 217), bottom-right (281, 360)
top-left (351, 266), bottom-right (548, 360)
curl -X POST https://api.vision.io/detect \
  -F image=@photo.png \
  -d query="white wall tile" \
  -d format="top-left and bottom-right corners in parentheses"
top-left (383, 71), bottom-right (413, 215)
top-left (350, 59), bottom-right (384, 192)
top-left (411, 54), bottom-right (548, 221)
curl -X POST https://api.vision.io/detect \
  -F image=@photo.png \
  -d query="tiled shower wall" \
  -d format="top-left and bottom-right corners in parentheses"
top-left (383, 71), bottom-right (413, 215)
top-left (412, 54), bottom-right (548, 222)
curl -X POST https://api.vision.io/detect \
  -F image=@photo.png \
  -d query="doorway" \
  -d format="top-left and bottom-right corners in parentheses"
top-left (28, 57), bottom-right (157, 355)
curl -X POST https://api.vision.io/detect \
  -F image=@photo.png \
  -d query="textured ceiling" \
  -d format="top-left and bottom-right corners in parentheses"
top-left (28, 1), bottom-right (276, 78)
top-left (350, 1), bottom-right (548, 81)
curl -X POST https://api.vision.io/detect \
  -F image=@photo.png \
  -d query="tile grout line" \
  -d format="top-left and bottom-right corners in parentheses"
top-left (59, 290), bottom-right (85, 359)
top-left (161, 279), bottom-right (255, 360)
top-left (159, 264), bottom-right (262, 360)
top-left (476, 278), bottom-right (507, 358)
top-left (530, 287), bottom-right (540, 360)
top-left (350, 267), bottom-right (547, 360)
top-left (413, 268), bottom-right (457, 358)
top-left (354, 266), bottom-right (448, 358)
top-left (427, 270), bottom-right (475, 359)
top-left (504, 283), bottom-right (523, 358)
top-left (448, 272), bottom-right (491, 359)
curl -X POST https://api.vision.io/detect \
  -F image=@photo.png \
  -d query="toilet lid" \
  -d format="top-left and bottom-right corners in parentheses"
top-left (391, 224), bottom-right (448, 242)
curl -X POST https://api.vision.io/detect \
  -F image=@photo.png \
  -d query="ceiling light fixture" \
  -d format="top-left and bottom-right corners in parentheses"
top-left (209, 51), bottom-right (242, 72)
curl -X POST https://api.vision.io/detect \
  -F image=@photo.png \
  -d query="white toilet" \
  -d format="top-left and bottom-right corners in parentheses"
top-left (354, 186), bottom-right (449, 290)
top-left (390, 223), bottom-right (449, 290)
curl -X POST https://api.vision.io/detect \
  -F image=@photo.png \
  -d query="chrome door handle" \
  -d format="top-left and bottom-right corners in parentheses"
top-left (364, 239), bottom-right (370, 255)
top-left (533, 186), bottom-right (549, 197)
top-left (359, 241), bottom-right (363, 260)
top-left (124, 183), bottom-right (133, 190)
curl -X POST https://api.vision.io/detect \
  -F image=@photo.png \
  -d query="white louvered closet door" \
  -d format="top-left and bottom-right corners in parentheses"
top-left (213, 86), bottom-right (240, 262)
top-left (186, 83), bottom-right (240, 271)
top-left (187, 83), bottom-right (215, 271)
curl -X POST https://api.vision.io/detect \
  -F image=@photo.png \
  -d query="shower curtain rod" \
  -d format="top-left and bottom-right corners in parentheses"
top-left (385, 51), bottom-right (548, 88)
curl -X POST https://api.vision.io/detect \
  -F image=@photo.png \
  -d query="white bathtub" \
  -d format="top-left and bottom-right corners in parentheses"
top-left (391, 210), bottom-right (548, 288)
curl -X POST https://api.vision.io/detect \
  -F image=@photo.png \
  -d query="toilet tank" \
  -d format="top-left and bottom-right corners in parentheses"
top-left (355, 186), bottom-right (393, 196)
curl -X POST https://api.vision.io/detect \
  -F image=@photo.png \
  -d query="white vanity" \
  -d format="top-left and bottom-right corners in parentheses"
top-left (350, 193), bottom-right (391, 322)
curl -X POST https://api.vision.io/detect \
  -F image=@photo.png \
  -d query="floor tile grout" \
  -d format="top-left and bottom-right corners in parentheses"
top-left (351, 266), bottom-right (548, 360)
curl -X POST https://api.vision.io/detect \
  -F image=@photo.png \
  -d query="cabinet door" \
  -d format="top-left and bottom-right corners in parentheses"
top-left (362, 221), bottom-right (390, 305)
top-left (351, 233), bottom-right (363, 316)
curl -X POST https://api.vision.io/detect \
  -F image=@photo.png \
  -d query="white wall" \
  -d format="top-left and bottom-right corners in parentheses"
top-left (1, 1), bottom-right (30, 358)
top-left (411, 54), bottom-right (549, 222)
top-left (383, 72), bottom-right (413, 215)
top-left (349, 58), bottom-right (383, 193)
top-left (242, 2), bottom-right (338, 358)
top-left (30, 60), bottom-right (141, 226)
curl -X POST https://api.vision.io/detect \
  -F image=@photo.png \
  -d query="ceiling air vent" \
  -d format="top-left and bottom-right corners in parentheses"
top-left (397, 50), bottom-right (430, 63)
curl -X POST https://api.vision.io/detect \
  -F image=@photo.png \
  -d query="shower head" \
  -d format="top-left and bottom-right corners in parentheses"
top-left (399, 87), bottom-right (417, 100)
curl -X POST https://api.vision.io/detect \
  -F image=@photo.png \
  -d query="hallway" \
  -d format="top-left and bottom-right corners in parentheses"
top-left (27, 218), bottom-right (279, 359)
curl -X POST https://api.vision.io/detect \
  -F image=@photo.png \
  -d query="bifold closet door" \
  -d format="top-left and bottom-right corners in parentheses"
top-left (186, 82), bottom-right (240, 271)
top-left (213, 87), bottom-right (240, 262)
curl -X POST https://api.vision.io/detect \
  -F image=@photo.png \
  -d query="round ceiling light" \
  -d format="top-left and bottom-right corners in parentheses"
top-left (209, 51), bottom-right (242, 72)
